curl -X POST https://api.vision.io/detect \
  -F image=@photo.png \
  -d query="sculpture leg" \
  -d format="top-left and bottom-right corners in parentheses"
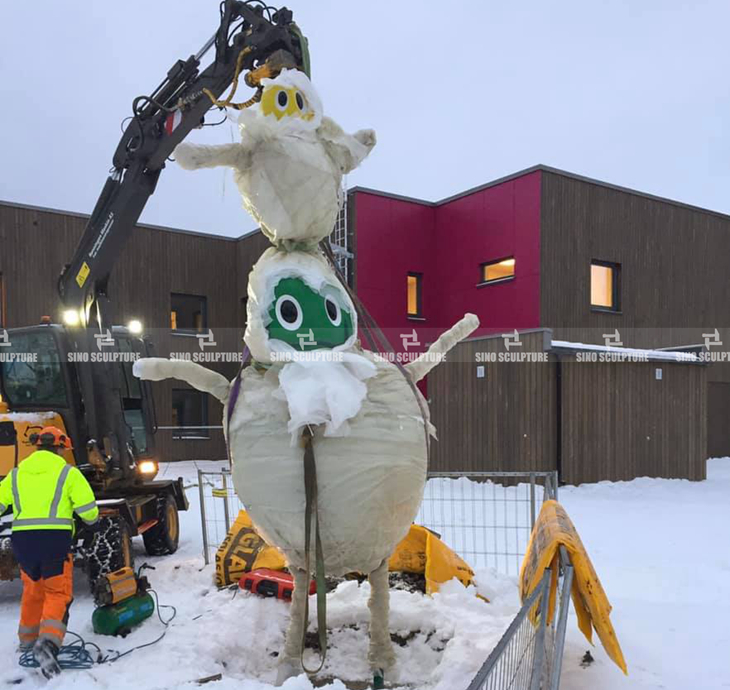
top-left (367, 558), bottom-right (396, 676)
top-left (276, 567), bottom-right (309, 686)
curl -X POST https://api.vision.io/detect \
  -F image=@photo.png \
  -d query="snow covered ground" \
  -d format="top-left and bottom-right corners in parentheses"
top-left (0, 457), bottom-right (728, 689)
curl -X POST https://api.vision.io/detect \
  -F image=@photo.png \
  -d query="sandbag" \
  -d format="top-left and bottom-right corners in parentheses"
top-left (215, 510), bottom-right (287, 588)
top-left (216, 511), bottom-right (475, 596)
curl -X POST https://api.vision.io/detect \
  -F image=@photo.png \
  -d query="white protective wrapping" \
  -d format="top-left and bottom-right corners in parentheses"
top-left (175, 69), bottom-right (376, 248)
top-left (226, 350), bottom-right (433, 576)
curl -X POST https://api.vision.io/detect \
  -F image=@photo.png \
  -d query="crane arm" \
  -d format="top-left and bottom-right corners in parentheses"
top-left (58, 0), bottom-right (309, 328)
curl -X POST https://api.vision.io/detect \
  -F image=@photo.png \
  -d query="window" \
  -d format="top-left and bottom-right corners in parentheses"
top-left (0, 331), bottom-right (67, 407)
top-left (407, 273), bottom-right (423, 318)
top-left (171, 389), bottom-right (209, 439)
top-left (591, 261), bottom-right (621, 311)
top-left (171, 293), bottom-right (207, 333)
top-left (480, 257), bottom-right (515, 285)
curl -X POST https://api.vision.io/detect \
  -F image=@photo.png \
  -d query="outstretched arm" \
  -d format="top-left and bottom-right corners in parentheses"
top-left (133, 358), bottom-right (231, 404)
top-left (405, 314), bottom-right (480, 383)
top-left (317, 117), bottom-right (376, 174)
top-left (174, 142), bottom-right (251, 171)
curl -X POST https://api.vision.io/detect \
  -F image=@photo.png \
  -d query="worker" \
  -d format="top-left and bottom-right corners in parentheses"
top-left (0, 426), bottom-right (100, 678)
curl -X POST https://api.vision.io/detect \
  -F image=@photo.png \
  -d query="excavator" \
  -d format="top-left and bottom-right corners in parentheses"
top-left (0, 0), bottom-right (310, 586)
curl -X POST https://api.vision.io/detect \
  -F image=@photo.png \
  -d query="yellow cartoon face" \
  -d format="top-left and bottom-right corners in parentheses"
top-left (260, 85), bottom-right (315, 122)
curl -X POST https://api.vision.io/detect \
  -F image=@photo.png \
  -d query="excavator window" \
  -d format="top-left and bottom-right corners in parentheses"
top-left (0, 331), bottom-right (68, 408)
top-left (117, 337), bottom-right (148, 455)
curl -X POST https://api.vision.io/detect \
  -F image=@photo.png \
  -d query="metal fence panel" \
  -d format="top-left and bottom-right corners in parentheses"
top-left (416, 471), bottom-right (558, 576)
top-left (196, 468), bottom-right (569, 690)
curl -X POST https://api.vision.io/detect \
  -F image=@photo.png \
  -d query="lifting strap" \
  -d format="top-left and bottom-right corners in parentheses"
top-left (300, 425), bottom-right (327, 674)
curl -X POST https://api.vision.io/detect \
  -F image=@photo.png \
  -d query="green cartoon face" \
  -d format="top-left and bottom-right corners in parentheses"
top-left (266, 277), bottom-right (354, 350)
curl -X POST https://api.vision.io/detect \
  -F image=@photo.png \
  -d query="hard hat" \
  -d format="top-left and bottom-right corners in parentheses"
top-left (29, 426), bottom-right (73, 451)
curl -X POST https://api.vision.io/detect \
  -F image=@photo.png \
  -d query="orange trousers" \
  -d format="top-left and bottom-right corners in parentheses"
top-left (18, 555), bottom-right (73, 647)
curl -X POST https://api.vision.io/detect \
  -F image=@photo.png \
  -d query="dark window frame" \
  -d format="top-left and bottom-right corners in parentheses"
top-left (590, 260), bottom-right (622, 313)
top-left (407, 272), bottom-right (424, 319)
top-left (171, 388), bottom-right (210, 440)
top-left (478, 256), bottom-right (516, 287)
top-left (170, 292), bottom-right (208, 335)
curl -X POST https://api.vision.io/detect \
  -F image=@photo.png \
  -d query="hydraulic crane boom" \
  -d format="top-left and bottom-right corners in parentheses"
top-left (58, 0), bottom-right (309, 328)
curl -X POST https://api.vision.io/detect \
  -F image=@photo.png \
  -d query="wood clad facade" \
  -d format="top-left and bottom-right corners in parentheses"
top-left (429, 331), bottom-right (556, 474)
top-left (429, 330), bottom-right (707, 484)
top-left (0, 201), bottom-right (265, 462)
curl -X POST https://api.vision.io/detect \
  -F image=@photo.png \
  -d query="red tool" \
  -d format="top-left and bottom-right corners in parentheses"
top-left (239, 569), bottom-right (316, 601)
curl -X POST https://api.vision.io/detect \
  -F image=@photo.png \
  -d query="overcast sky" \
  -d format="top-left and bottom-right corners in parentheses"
top-left (1, 0), bottom-right (728, 237)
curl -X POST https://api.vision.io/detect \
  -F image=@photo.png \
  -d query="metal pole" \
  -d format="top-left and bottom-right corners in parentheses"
top-left (553, 470), bottom-right (559, 502)
top-left (529, 573), bottom-right (550, 690)
top-left (529, 473), bottom-right (536, 529)
top-left (198, 469), bottom-right (210, 565)
top-left (549, 548), bottom-right (574, 690)
top-left (221, 472), bottom-right (232, 534)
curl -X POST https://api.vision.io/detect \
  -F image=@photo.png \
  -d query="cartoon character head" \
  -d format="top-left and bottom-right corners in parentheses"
top-left (238, 69), bottom-right (323, 135)
top-left (245, 248), bottom-right (357, 362)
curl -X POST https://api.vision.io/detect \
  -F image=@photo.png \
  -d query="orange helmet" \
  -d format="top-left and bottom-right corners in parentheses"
top-left (29, 426), bottom-right (73, 451)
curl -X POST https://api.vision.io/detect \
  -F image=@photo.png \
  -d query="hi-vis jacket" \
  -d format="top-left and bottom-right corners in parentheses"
top-left (0, 450), bottom-right (99, 532)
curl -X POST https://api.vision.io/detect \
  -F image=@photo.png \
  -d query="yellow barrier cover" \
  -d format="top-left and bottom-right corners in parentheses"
top-left (519, 500), bottom-right (627, 675)
top-left (217, 511), bottom-right (475, 595)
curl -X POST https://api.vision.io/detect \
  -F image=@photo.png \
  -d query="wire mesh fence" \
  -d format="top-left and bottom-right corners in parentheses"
top-left (196, 468), bottom-right (570, 690)
top-left (466, 546), bottom-right (573, 690)
top-left (198, 468), bottom-right (241, 564)
top-left (198, 469), bottom-right (558, 575)
top-left (416, 472), bottom-right (558, 576)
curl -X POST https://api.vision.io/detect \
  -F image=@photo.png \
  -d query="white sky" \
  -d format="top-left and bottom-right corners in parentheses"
top-left (1, 0), bottom-right (728, 237)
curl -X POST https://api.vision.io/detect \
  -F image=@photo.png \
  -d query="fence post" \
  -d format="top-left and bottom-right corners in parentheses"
top-left (530, 573), bottom-right (551, 690)
top-left (198, 469), bottom-right (210, 565)
top-left (529, 473), bottom-right (536, 529)
top-left (549, 548), bottom-right (574, 690)
top-left (221, 472), bottom-right (232, 534)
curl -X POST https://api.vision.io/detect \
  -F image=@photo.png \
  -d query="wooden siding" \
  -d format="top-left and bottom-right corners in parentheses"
top-left (560, 358), bottom-right (706, 483)
top-left (540, 170), bottom-right (730, 348)
top-left (429, 331), bottom-right (557, 474)
top-left (0, 203), bottom-right (266, 462)
top-left (429, 329), bottom-right (706, 483)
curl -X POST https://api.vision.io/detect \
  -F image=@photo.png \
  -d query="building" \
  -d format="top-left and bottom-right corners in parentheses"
top-left (1, 164), bottom-right (728, 478)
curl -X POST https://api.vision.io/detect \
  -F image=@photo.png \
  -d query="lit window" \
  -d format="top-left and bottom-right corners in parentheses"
top-left (480, 258), bottom-right (515, 284)
top-left (171, 293), bottom-right (207, 332)
top-left (407, 273), bottom-right (422, 317)
top-left (591, 261), bottom-right (620, 311)
top-left (172, 389), bottom-right (209, 439)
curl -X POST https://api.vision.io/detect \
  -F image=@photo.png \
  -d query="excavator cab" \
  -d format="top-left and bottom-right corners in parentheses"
top-left (0, 323), bottom-right (158, 484)
top-left (0, 323), bottom-right (186, 587)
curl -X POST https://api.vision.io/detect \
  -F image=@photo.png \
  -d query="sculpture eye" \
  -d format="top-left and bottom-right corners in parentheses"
top-left (275, 295), bottom-right (302, 331)
top-left (324, 295), bottom-right (342, 326)
top-left (295, 91), bottom-right (305, 110)
top-left (276, 89), bottom-right (289, 111)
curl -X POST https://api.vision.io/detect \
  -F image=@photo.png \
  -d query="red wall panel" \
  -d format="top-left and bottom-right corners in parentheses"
top-left (353, 170), bottom-right (542, 351)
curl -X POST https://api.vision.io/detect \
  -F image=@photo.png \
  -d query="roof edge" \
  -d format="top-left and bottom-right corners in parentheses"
top-left (0, 198), bottom-right (259, 242)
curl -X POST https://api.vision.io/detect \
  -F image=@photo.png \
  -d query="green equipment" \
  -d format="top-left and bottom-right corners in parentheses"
top-left (92, 592), bottom-right (155, 637)
top-left (92, 565), bottom-right (155, 637)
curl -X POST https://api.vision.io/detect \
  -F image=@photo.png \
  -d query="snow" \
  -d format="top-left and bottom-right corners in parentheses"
top-left (2, 457), bottom-right (729, 689)
top-left (551, 340), bottom-right (699, 362)
top-left (0, 461), bottom-right (519, 690)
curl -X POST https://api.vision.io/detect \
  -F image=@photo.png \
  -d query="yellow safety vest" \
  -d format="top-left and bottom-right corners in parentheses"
top-left (0, 450), bottom-right (99, 532)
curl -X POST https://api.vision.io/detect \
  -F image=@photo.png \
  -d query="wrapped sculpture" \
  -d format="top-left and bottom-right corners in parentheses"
top-left (135, 69), bottom-right (479, 685)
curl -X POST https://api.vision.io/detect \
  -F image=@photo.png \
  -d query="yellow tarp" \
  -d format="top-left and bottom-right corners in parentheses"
top-left (215, 510), bottom-right (286, 588)
top-left (216, 510), bottom-right (475, 595)
top-left (519, 500), bottom-right (627, 675)
top-left (388, 523), bottom-right (475, 594)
